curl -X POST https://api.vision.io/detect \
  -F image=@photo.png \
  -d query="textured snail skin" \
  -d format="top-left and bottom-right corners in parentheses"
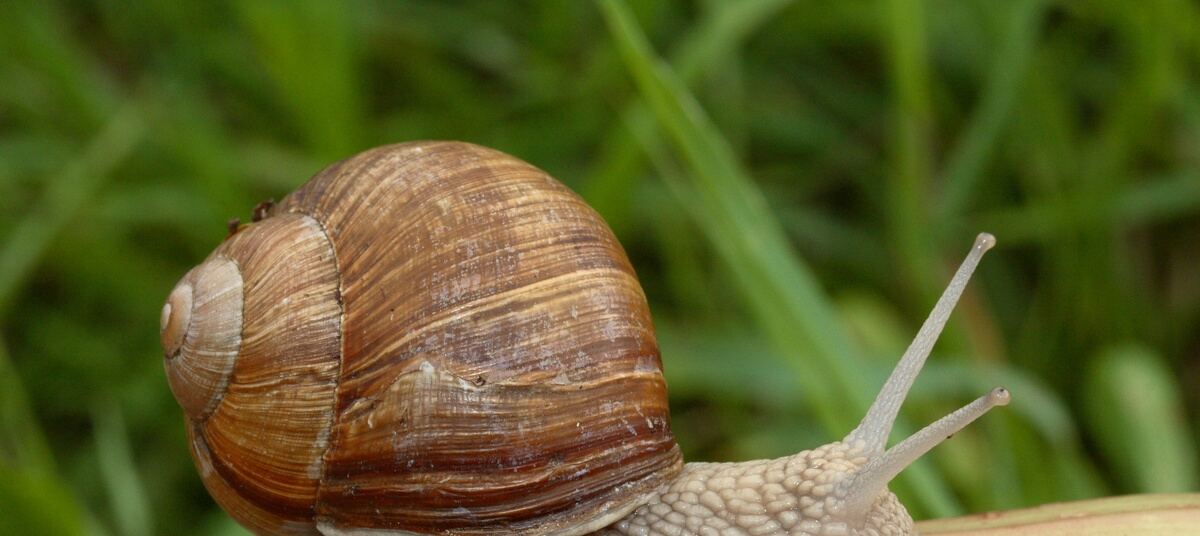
top-left (598, 441), bottom-right (913, 536)
top-left (164, 141), bottom-right (1003, 536)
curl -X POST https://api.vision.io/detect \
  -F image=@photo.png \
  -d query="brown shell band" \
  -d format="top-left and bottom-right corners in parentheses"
top-left (191, 213), bottom-right (343, 535)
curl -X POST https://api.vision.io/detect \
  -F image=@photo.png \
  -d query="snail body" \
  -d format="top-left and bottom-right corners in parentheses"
top-left (161, 142), bottom-right (1006, 536)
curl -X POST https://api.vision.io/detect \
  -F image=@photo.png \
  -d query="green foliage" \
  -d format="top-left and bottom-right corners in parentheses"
top-left (1084, 344), bottom-right (1198, 493)
top-left (0, 0), bottom-right (1197, 534)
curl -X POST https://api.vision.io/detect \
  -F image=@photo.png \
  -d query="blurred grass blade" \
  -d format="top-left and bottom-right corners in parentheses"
top-left (93, 402), bottom-right (153, 536)
top-left (597, 0), bottom-right (961, 516)
top-left (655, 319), bottom-right (798, 408)
top-left (1, 336), bottom-right (95, 536)
top-left (0, 336), bottom-right (54, 473)
top-left (233, 0), bottom-right (363, 159)
top-left (202, 514), bottom-right (252, 536)
top-left (600, 0), bottom-right (853, 429)
top-left (670, 0), bottom-right (794, 81)
top-left (979, 172), bottom-right (1200, 244)
top-left (938, 0), bottom-right (1046, 220)
top-left (0, 1), bottom-right (118, 130)
top-left (1083, 344), bottom-right (1198, 492)
top-left (585, 0), bottom-right (794, 232)
top-left (1115, 172), bottom-right (1200, 223)
top-left (0, 465), bottom-right (86, 536)
top-left (597, 0), bottom-right (859, 422)
top-left (881, 0), bottom-right (938, 305)
top-left (918, 361), bottom-right (1076, 447)
top-left (0, 101), bottom-right (145, 316)
top-left (1, 337), bottom-right (110, 536)
top-left (626, 123), bottom-right (718, 317)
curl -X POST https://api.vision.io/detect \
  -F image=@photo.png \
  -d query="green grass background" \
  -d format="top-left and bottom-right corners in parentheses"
top-left (1, 1), bottom-right (1198, 534)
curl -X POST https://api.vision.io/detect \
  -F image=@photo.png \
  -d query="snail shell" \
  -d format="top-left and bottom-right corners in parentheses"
top-left (161, 142), bottom-right (683, 535)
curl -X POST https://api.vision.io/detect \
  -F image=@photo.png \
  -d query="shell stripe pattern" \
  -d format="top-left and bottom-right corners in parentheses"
top-left (189, 142), bottom-right (683, 535)
top-left (190, 212), bottom-right (344, 534)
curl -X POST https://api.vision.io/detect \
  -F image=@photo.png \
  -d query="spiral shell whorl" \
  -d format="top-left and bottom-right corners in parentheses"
top-left (166, 141), bottom-right (682, 535)
top-left (162, 257), bottom-right (243, 421)
top-left (165, 213), bottom-right (344, 535)
top-left (275, 142), bottom-right (682, 535)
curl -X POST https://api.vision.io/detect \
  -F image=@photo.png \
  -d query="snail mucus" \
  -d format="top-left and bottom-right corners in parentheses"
top-left (160, 141), bottom-right (1008, 536)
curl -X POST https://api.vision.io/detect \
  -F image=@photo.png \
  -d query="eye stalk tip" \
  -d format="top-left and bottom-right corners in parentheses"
top-left (989, 387), bottom-right (1011, 406)
top-left (975, 232), bottom-right (996, 252)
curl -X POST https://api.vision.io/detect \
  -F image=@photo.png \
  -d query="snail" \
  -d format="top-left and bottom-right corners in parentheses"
top-left (160, 141), bottom-right (1008, 536)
